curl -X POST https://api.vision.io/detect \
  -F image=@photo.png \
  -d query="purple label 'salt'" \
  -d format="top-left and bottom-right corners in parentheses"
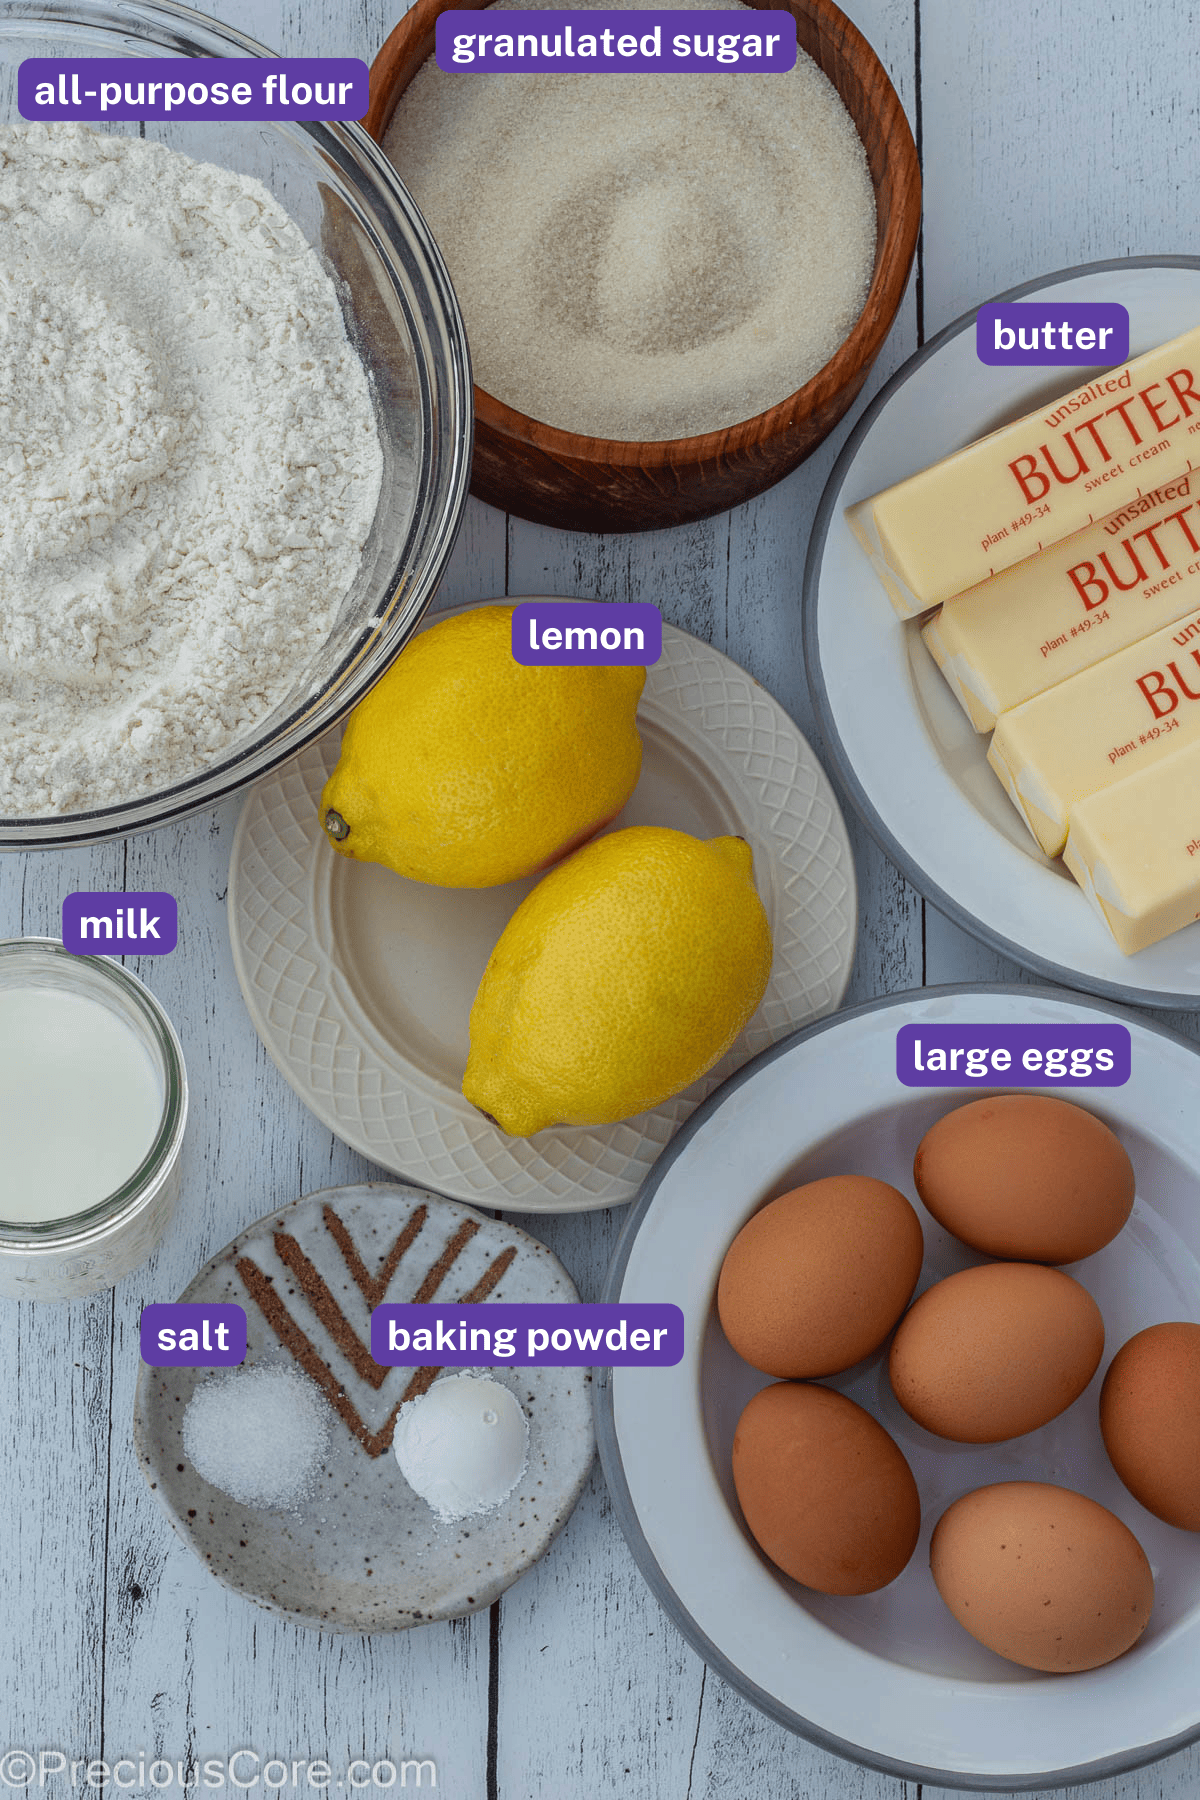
top-left (62, 892), bottom-right (177, 955)
top-left (896, 1023), bottom-right (1131, 1087)
top-left (512, 602), bottom-right (662, 666)
top-left (436, 10), bottom-right (796, 71)
top-left (140, 1304), bottom-right (247, 1367)
top-left (976, 302), bottom-right (1130, 367)
top-left (19, 58), bottom-right (369, 121)
top-left (371, 1303), bottom-right (683, 1366)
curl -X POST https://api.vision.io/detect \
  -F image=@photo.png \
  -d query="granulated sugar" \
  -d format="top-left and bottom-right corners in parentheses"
top-left (0, 124), bottom-right (384, 815)
top-left (384, 0), bottom-right (876, 440)
top-left (182, 1364), bottom-right (333, 1511)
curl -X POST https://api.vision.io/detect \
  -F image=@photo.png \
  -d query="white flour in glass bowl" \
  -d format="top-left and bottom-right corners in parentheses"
top-left (0, 123), bottom-right (384, 816)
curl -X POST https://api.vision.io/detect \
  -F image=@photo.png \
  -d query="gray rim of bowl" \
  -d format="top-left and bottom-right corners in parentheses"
top-left (0, 0), bottom-right (473, 845)
top-left (801, 254), bottom-right (1200, 1012)
top-left (594, 980), bottom-right (1200, 1791)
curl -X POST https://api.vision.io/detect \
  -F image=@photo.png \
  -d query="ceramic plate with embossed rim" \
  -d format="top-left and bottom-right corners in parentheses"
top-left (227, 601), bottom-right (856, 1211)
top-left (597, 985), bottom-right (1200, 1787)
top-left (133, 1182), bottom-right (594, 1632)
top-left (805, 257), bottom-right (1200, 1007)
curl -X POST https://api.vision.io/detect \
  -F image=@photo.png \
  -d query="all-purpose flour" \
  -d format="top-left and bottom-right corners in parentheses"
top-left (0, 124), bottom-right (384, 815)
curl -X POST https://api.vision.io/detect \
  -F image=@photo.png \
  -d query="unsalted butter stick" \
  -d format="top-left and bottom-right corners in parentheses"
top-left (848, 323), bottom-right (1200, 616)
top-left (988, 605), bottom-right (1200, 855)
top-left (923, 473), bottom-right (1200, 731)
top-left (1064, 739), bottom-right (1200, 953)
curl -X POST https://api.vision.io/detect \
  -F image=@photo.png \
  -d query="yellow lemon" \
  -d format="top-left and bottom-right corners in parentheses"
top-left (320, 604), bottom-right (645, 888)
top-left (462, 826), bottom-right (773, 1136)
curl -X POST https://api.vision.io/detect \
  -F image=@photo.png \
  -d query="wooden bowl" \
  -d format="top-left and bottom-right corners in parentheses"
top-left (366, 0), bottom-right (921, 534)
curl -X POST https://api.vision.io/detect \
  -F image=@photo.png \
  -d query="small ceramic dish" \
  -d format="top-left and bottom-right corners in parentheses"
top-left (805, 257), bottom-right (1200, 1007)
top-left (597, 984), bottom-right (1200, 1787)
top-left (134, 1183), bottom-right (594, 1632)
top-left (366, 0), bottom-right (920, 532)
top-left (228, 602), bottom-right (856, 1211)
top-left (0, 0), bottom-right (471, 847)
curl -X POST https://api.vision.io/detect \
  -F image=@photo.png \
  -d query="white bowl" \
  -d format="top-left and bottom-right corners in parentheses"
top-left (804, 258), bottom-right (1200, 1007)
top-left (597, 985), bottom-right (1200, 1787)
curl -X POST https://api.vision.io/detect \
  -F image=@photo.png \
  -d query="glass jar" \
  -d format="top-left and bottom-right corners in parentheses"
top-left (0, 939), bottom-right (188, 1300)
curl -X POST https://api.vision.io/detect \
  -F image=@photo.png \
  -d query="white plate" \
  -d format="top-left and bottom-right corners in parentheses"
top-left (134, 1183), bottom-right (594, 1631)
top-left (804, 258), bottom-right (1200, 1006)
top-left (598, 986), bottom-right (1200, 1787)
top-left (228, 601), bottom-right (856, 1212)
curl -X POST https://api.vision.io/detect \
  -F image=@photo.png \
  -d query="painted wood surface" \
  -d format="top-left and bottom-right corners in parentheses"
top-left (2, 0), bottom-right (1199, 1794)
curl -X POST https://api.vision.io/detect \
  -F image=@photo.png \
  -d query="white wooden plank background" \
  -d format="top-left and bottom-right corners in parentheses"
top-left (2, 0), bottom-right (1200, 1794)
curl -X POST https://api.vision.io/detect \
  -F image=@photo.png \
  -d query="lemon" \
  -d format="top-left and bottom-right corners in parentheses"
top-left (462, 826), bottom-right (773, 1136)
top-left (319, 604), bottom-right (645, 888)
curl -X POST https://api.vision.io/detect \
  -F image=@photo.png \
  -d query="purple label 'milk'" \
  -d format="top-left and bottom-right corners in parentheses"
top-left (512, 601), bottom-right (661, 666)
top-left (371, 1303), bottom-right (683, 1366)
top-left (437, 10), bottom-right (796, 72)
top-left (896, 1023), bottom-right (1131, 1087)
top-left (141, 1304), bottom-right (247, 1367)
top-left (63, 892), bottom-right (177, 955)
top-left (976, 302), bottom-right (1130, 367)
top-left (19, 58), bottom-right (368, 121)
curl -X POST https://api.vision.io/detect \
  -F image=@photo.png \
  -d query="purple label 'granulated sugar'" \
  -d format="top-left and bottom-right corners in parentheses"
top-left (436, 10), bottom-right (796, 73)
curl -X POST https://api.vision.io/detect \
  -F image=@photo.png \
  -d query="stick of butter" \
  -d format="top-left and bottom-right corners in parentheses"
top-left (848, 323), bottom-right (1200, 615)
top-left (1064, 738), bottom-right (1200, 953)
top-left (923, 472), bottom-right (1200, 731)
top-left (988, 605), bottom-right (1200, 854)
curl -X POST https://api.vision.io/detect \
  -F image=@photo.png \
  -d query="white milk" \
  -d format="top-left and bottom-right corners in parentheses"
top-left (0, 986), bottom-right (164, 1222)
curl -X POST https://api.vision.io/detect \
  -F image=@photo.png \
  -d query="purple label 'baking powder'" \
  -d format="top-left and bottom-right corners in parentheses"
top-left (511, 602), bottom-right (662, 666)
top-left (896, 1023), bottom-right (1131, 1088)
top-left (371, 1303), bottom-right (683, 1367)
top-left (436, 11), bottom-right (796, 72)
top-left (140, 1304), bottom-right (247, 1367)
top-left (976, 302), bottom-right (1130, 367)
top-left (18, 58), bottom-right (369, 122)
top-left (62, 892), bottom-right (178, 955)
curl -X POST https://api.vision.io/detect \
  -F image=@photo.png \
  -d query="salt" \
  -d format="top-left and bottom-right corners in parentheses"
top-left (384, 0), bottom-right (876, 441)
top-left (182, 1364), bottom-right (332, 1511)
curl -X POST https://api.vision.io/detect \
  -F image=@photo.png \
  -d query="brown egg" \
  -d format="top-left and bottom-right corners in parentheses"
top-left (717, 1176), bottom-right (924, 1377)
top-left (913, 1094), bottom-right (1135, 1263)
top-left (732, 1382), bottom-right (920, 1594)
top-left (1101, 1322), bottom-right (1200, 1529)
top-left (889, 1262), bottom-right (1104, 1442)
top-left (930, 1482), bottom-right (1154, 1672)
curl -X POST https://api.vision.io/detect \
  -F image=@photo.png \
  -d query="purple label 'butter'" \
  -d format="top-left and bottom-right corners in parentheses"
top-left (141, 1303), bottom-right (247, 1367)
top-left (976, 302), bottom-right (1130, 367)
top-left (511, 602), bottom-right (661, 666)
top-left (63, 892), bottom-right (177, 955)
top-left (896, 1023), bottom-right (1131, 1088)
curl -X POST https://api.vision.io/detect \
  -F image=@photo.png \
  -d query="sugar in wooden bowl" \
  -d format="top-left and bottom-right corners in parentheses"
top-left (368, 0), bottom-right (920, 533)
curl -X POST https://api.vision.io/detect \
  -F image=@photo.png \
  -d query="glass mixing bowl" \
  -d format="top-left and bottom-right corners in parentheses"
top-left (0, 0), bottom-right (473, 846)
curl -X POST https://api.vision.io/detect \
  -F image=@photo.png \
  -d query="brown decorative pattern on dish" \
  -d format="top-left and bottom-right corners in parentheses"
top-left (235, 1200), bottom-right (519, 1457)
